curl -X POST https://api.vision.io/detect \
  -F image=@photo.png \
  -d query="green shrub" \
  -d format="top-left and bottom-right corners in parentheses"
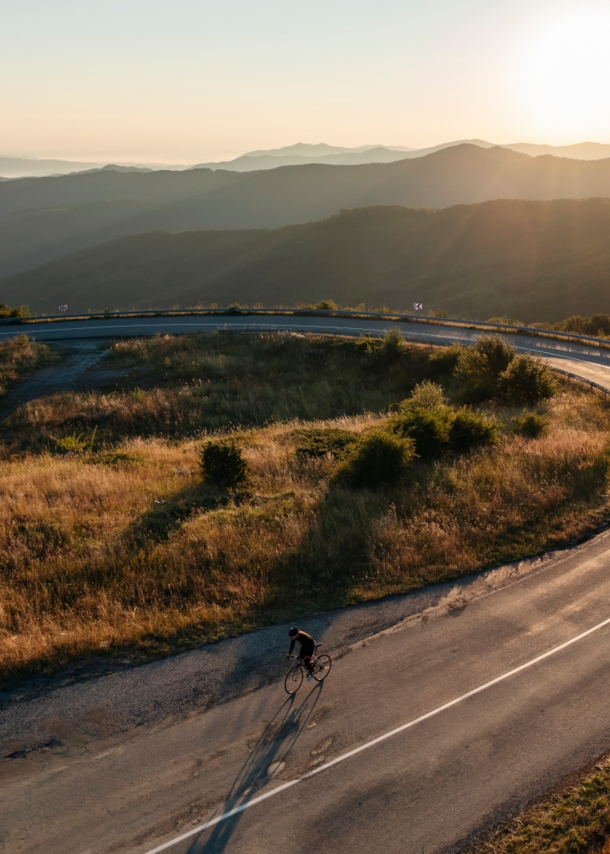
top-left (428, 344), bottom-right (462, 377)
top-left (449, 408), bottom-right (497, 453)
top-left (0, 303), bottom-right (31, 318)
top-left (390, 405), bottom-right (454, 459)
top-left (398, 380), bottom-right (448, 412)
top-left (379, 327), bottom-right (404, 362)
top-left (559, 314), bottom-right (610, 337)
top-left (454, 335), bottom-right (515, 401)
top-left (315, 299), bottom-right (338, 311)
top-left (333, 430), bottom-right (416, 489)
top-left (514, 412), bottom-right (549, 438)
top-left (50, 427), bottom-right (97, 456)
top-left (294, 428), bottom-right (359, 461)
top-left (497, 355), bottom-right (556, 405)
top-left (200, 440), bottom-right (248, 489)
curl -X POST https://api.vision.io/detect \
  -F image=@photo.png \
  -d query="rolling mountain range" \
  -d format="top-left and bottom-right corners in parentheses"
top-left (4, 139), bottom-right (610, 181)
top-left (195, 139), bottom-right (610, 171)
top-left (4, 144), bottom-right (610, 280)
top-left (3, 197), bottom-right (610, 322)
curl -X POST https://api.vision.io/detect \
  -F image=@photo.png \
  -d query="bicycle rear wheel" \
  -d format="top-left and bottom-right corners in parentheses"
top-left (284, 665), bottom-right (303, 694)
top-left (312, 654), bottom-right (332, 682)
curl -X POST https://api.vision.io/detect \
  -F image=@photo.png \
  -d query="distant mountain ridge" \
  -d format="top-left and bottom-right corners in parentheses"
top-left (193, 139), bottom-right (610, 172)
top-left (4, 139), bottom-right (610, 180)
top-left (4, 144), bottom-right (610, 279)
top-left (193, 142), bottom-right (416, 171)
top-left (0, 157), bottom-right (190, 180)
top-left (3, 197), bottom-right (610, 323)
top-left (507, 142), bottom-right (610, 160)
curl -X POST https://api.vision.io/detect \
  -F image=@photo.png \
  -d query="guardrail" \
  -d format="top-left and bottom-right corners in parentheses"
top-left (548, 365), bottom-right (610, 398)
top-left (2, 306), bottom-right (610, 354)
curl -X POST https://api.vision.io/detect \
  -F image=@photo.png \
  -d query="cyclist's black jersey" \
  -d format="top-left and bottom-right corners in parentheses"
top-left (289, 630), bottom-right (315, 657)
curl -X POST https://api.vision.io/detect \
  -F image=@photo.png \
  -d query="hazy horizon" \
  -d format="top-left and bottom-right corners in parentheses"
top-left (4, 0), bottom-right (610, 163)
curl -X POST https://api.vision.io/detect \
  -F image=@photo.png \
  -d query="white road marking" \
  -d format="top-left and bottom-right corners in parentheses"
top-left (143, 614), bottom-right (610, 854)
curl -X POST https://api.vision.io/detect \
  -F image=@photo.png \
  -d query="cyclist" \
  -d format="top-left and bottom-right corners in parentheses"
top-left (286, 627), bottom-right (316, 681)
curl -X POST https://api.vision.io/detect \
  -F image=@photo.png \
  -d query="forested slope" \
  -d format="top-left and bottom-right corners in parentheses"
top-left (3, 197), bottom-right (610, 322)
top-left (4, 145), bottom-right (610, 278)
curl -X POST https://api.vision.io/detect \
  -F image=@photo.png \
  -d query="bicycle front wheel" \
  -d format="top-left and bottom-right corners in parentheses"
top-left (284, 665), bottom-right (303, 694)
top-left (312, 654), bottom-right (332, 682)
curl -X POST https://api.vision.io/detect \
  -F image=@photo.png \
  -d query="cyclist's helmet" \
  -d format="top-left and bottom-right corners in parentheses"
top-left (288, 627), bottom-right (299, 637)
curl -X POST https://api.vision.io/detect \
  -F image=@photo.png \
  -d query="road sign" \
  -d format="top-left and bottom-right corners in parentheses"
top-left (58, 305), bottom-right (68, 312)
top-left (413, 302), bottom-right (423, 311)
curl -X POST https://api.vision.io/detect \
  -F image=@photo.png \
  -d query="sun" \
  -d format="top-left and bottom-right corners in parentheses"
top-left (516, 8), bottom-right (610, 139)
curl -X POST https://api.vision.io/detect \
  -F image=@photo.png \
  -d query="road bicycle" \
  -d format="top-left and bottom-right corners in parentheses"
top-left (284, 643), bottom-right (332, 694)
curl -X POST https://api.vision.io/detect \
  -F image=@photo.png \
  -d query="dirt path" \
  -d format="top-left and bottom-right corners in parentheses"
top-left (0, 340), bottom-right (128, 416)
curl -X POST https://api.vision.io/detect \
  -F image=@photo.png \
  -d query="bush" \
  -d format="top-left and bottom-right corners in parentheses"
top-left (391, 405), bottom-right (454, 459)
top-left (449, 408), bottom-right (497, 453)
top-left (398, 380), bottom-right (447, 412)
top-left (333, 430), bottom-right (416, 489)
top-left (379, 327), bottom-right (404, 362)
top-left (200, 440), bottom-right (248, 489)
top-left (50, 428), bottom-right (98, 456)
top-left (497, 355), bottom-right (556, 405)
top-left (428, 344), bottom-right (462, 378)
top-left (0, 303), bottom-right (31, 318)
top-left (294, 428), bottom-right (359, 461)
top-left (315, 299), bottom-right (338, 311)
top-left (514, 412), bottom-right (549, 438)
top-left (454, 335), bottom-right (515, 401)
top-left (559, 314), bottom-right (610, 337)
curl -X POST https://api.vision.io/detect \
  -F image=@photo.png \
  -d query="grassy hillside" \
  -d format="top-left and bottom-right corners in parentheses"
top-left (3, 198), bottom-right (610, 322)
top-left (4, 144), bottom-right (610, 278)
top-left (1, 331), bottom-right (608, 683)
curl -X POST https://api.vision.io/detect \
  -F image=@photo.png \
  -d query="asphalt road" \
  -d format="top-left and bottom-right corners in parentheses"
top-left (5, 535), bottom-right (610, 854)
top-left (4, 314), bottom-right (610, 854)
top-left (4, 312), bottom-right (610, 378)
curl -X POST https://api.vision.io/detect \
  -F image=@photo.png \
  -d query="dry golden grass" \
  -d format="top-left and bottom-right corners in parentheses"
top-left (1, 332), bottom-right (426, 454)
top-left (466, 756), bottom-right (610, 853)
top-left (1, 388), bottom-right (609, 683)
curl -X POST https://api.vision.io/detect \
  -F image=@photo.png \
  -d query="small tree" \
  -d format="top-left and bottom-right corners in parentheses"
top-left (333, 430), bottom-right (416, 489)
top-left (497, 355), bottom-right (556, 405)
top-left (200, 440), bottom-right (248, 489)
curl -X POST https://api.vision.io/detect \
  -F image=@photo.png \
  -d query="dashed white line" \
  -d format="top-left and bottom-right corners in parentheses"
top-left (143, 614), bottom-right (610, 854)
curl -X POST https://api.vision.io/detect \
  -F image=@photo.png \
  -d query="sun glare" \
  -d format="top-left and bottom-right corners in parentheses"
top-left (517, 8), bottom-right (610, 139)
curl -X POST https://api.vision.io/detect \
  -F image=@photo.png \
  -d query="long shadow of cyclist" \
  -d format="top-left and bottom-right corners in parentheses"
top-left (186, 683), bottom-right (324, 853)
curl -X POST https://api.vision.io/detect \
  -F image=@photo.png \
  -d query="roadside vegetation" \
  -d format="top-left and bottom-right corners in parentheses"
top-left (465, 755), bottom-right (610, 854)
top-left (0, 303), bottom-right (31, 318)
top-left (0, 333), bottom-right (56, 402)
top-left (1, 330), bottom-right (609, 685)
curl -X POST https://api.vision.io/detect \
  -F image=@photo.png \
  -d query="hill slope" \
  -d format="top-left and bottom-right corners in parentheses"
top-left (3, 197), bottom-right (610, 322)
top-left (5, 145), bottom-right (610, 279)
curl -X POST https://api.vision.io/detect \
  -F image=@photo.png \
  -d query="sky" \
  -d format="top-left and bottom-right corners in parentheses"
top-left (2, 0), bottom-right (610, 163)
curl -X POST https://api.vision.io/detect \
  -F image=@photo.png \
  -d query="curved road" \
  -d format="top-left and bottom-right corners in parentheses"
top-left (3, 312), bottom-right (610, 389)
top-left (3, 314), bottom-right (610, 854)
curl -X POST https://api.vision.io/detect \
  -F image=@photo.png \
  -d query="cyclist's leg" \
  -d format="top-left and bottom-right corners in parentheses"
top-left (303, 646), bottom-right (315, 674)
